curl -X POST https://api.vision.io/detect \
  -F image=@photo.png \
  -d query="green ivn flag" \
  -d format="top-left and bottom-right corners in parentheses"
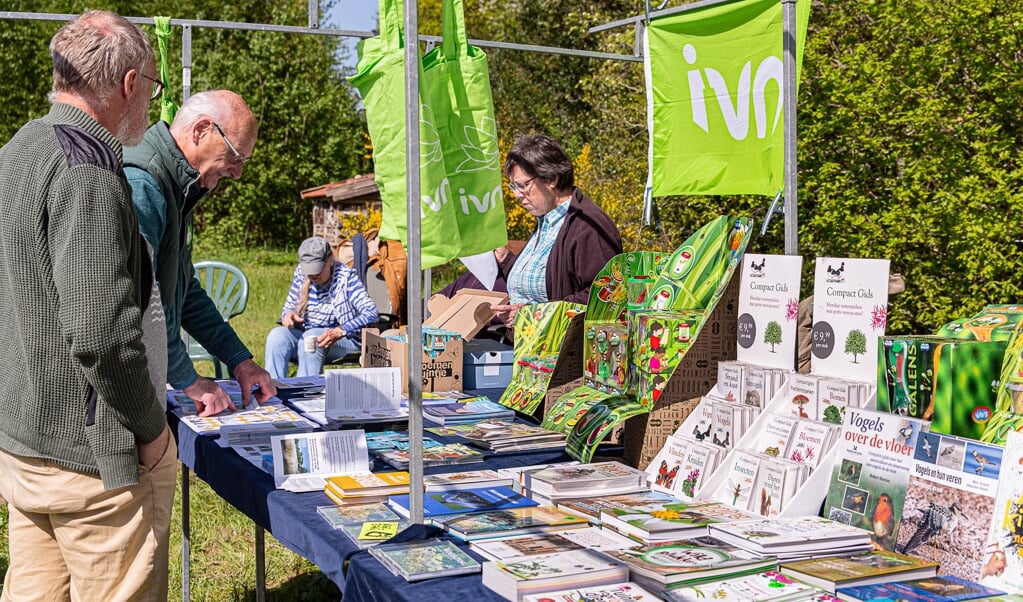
top-left (646, 0), bottom-right (810, 196)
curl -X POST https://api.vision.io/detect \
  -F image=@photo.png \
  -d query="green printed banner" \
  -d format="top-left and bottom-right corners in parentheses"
top-left (647, 0), bottom-right (810, 196)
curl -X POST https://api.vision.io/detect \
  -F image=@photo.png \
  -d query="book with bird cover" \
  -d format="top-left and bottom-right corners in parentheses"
top-left (980, 429), bottom-right (1023, 595)
top-left (821, 408), bottom-right (927, 551)
top-left (894, 431), bottom-right (1003, 582)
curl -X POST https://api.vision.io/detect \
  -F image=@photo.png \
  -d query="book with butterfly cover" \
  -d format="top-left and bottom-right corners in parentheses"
top-left (645, 435), bottom-right (687, 494)
top-left (893, 431), bottom-right (1003, 582)
top-left (821, 408), bottom-right (927, 551)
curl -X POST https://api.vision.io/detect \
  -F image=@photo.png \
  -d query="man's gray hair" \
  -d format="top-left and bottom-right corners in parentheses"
top-left (49, 10), bottom-right (153, 104)
top-left (170, 91), bottom-right (237, 133)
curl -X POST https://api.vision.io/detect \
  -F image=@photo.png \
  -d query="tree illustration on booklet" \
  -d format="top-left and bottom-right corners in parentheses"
top-left (845, 329), bottom-right (867, 363)
top-left (763, 321), bottom-right (782, 352)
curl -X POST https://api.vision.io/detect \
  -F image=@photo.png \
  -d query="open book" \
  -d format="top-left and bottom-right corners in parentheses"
top-left (324, 367), bottom-right (406, 424)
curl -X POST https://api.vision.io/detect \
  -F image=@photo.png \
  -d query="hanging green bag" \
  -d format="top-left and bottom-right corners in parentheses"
top-left (420, 0), bottom-right (507, 257)
top-left (351, 0), bottom-right (506, 268)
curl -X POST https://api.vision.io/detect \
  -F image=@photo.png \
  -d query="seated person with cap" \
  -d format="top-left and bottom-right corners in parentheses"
top-left (265, 237), bottom-right (379, 378)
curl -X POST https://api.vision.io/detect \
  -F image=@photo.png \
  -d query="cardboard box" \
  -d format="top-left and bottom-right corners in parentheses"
top-left (622, 277), bottom-right (740, 468)
top-left (462, 339), bottom-right (514, 390)
top-left (361, 289), bottom-right (509, 393)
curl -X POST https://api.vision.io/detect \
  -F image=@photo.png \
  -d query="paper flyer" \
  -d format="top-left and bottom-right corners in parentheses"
top-left (736, 253), bottom-right (802, 369)
top-left (811, 257), bottom-right (890, 382)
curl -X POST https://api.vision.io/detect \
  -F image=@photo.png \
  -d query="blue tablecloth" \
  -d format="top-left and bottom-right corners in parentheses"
top-left (170, 388), bottom-right (621, 598)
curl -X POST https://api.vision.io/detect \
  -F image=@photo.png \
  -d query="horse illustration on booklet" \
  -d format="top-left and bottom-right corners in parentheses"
top-left (542, 216), bottom-right (754, 463)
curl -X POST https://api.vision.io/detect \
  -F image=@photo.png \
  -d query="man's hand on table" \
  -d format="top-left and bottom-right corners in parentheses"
top-left (233, 358), bottom-right (277, 406)
top-left (184, 376), bottom-right (236, 416)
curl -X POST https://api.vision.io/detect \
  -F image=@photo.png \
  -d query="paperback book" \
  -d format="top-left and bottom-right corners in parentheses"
top-left (556, 490), bottom-right (679, 523)
top-left (374, 442), bottom-right (485, 470)
top-left (324, 366), bottom-right (407, 424)
top-left (779, 549), bottom-right (939, 591)
top-left (601, 499), bottom-right (761, 543)
top-left (663, 569), bottom-right (823, 602)
top-left (481, 548), bottom-right (629, 601)
top-left (981, 429), bottom-right (1023, 595)
top-left (423, 469), bottom-right (514, 492)
top-left (598, 535), bottom-right (778, 589)
top-left (520, 581), bottom-right (659, 602)
top-left (435, 506), bottom-right (591, 541)
top-left (894, 431), bottom-right (1003, 581)
top-left (524, 461), bottom-right (648, 498)
top-left (708, 516), bottom-right (873, 560)
top-left (837, 574), bottom-right (1007, 602)
top-left (422, 400), bottom-right (515, 425)
top-left (820, 408), bottom-right (927, 550)
top-left (368, 537), bottom-right (481, 582)
top-left (324, 471), bottom-right (410, 499)
top-left (315, 502), bottom-right (403, 529)
top-left (456, 420), bottom-right (565, 452)
top-left (387, 486), bottom-right (538, 519)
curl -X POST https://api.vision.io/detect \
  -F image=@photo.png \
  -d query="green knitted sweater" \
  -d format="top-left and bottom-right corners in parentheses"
top-left (0, 104), bottom-right (168, 490)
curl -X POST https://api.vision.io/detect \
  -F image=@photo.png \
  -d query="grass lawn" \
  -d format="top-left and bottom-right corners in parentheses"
top-left (0, 243), bottom-right (343, 600)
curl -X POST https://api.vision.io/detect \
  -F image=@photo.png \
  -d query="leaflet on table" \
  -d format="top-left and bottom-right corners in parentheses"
top-left (269, 429), bottom-right (370, 492)
top-left (736, 253), bottom-right (803, 370)
top-left (169, 396), bottom-right (313, 436)
top-left (810, 257), bottom-right (890, 382)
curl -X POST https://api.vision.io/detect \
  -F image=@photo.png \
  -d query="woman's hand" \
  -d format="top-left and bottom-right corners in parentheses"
top-left (282, 311), bottom-right (304, 329)
top-left (316, 326), bottom-right (346, 348)
top-left (491, 303), bottom-right (526, 329)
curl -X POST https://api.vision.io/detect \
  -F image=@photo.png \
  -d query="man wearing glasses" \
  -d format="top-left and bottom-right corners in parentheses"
top-left (125, 90), bottom-right (276, 417)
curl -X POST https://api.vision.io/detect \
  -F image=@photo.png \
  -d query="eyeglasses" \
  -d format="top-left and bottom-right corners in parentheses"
top-left (508, 175), bottom-right (537, 193)
top-left (213, 122), bottom-right (250, 164)
top-left (138, 71), bottom-right (164, 101)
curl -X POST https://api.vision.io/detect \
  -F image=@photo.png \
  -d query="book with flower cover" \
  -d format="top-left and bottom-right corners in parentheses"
top-left (368, 538), bottom-right (481, 582)
top-left (599, 535), bottom-right (778, 588)
top-left (663, 569), bottom-right (823, 602)
top-left (520, 581), bottom-right (659, 602)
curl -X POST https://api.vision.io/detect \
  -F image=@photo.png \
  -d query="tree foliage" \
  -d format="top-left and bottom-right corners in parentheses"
top-left (0, 0), bottom-right (369, 247)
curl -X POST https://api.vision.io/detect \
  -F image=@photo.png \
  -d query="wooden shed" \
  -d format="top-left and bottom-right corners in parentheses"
top-left (301, 173), bottom-right (380, 247)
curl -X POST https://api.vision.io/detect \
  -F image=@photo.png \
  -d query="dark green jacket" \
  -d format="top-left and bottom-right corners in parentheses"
top-left (0, 104), bottom-right (167, 490)
top-left (125, 123), bottom-right (252, 389)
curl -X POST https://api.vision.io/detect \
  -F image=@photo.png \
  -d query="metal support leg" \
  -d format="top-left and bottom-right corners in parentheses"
top-left (181, 463), bottom-right (191, 602)
top-left (255, 524), bottom-right (266, 602)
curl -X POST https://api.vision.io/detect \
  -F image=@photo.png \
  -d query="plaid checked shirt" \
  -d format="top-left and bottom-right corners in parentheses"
top-left (506, 201), bottom-right (570, 304)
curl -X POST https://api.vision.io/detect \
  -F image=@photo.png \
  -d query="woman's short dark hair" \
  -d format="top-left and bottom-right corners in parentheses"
top-left (504, 134), bottom-right (574, 191)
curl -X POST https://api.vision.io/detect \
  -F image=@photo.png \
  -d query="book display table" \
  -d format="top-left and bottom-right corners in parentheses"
top-left (169, 387), bottom-right (620, 601)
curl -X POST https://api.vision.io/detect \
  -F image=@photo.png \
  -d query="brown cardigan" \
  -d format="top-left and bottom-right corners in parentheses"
top-left (499, 188), bottom-right (623, 305)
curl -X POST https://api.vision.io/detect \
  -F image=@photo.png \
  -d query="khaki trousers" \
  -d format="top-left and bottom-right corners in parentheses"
top-left (0, 440), bottom-right (177, 602)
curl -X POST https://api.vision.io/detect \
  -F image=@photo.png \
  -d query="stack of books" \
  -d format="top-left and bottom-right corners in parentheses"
top-left (368, 538), bottom-right (482, 582)
top-left (521, 582), bottom-right (660, 602)
top-left (218, 419), bottom-right (316, 446)
top-left (600, 499), bottom-right (761, 543)
top-left (433, 506), bottom-right (591, 542)
top-left (778, 549), bottom-right (939, 592)
top-left (707, 516), bottom-right (874, 560)
top-left (523, 461), bottom-right (648, 503)
top-left (456, 420), bottom-right (566, 452)
top-left (469, 527), bottom-right (637, 561)
top-left (323, 471), bottom-right (410, 506)
top-left (481, 549), bottom-right (629, 601)
top-left (422, 399), bottom-right (515, 425)
top-left (374, 442), bottom-right (485, 470)
top-left (387, 485), bottom-right (538, 519)
top-left (556, 490), bottom-right (678, 524)
top-left (598, 535), bottom-right (778, 592)
top-left (836, 575), bottom-right (1007, 602)
top-left (663, 569), bottom-right (825, 601)
top-left (423, 469), bottom-right (514, 492)
top-left (314, 503), bottom-right (410, 549)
